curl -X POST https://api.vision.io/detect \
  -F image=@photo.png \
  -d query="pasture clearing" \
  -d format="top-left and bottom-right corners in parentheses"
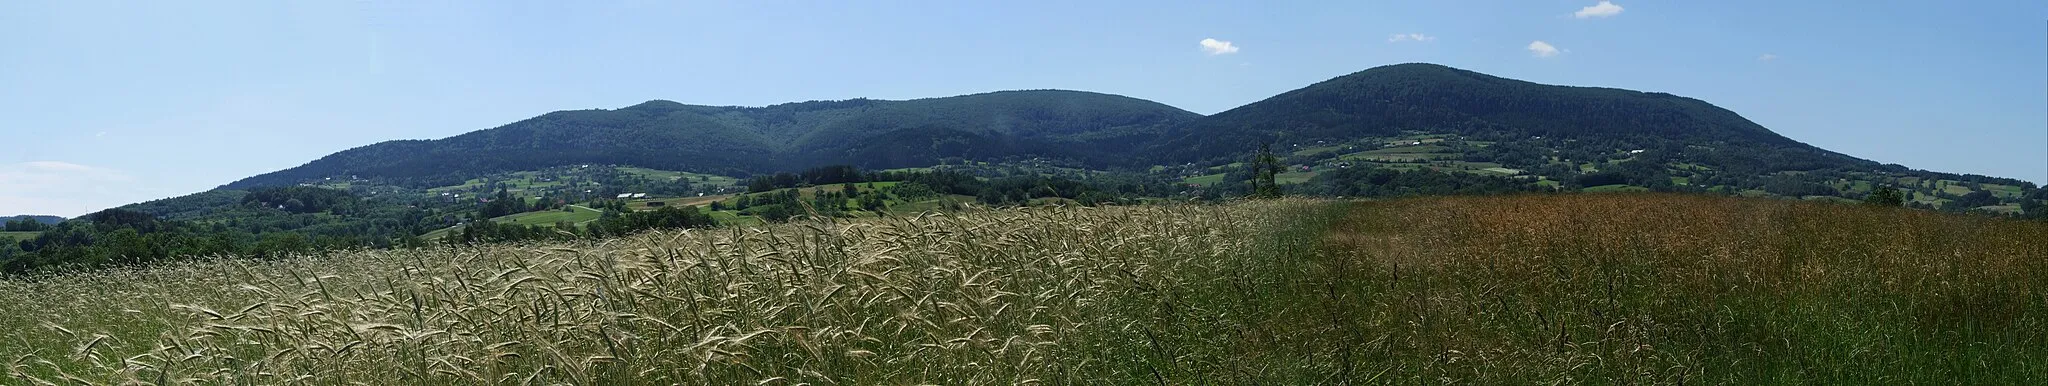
top-left (493, 205), bottom-right (603, 226)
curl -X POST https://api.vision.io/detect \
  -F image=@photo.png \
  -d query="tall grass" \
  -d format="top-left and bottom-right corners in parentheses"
top-left (1326, 194), bottom-right (2048, 383)
top-left (4, 194), bottom-right (2042, 384)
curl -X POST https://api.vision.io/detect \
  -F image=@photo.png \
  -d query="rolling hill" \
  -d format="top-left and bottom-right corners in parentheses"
top-left (1146, 63), bottom-right (1868, 175)
top-left (182, 62), bottom-right (2037, 223)
top-left (224, 90), bottom-right (1200, 189)
top-left (221, 63), bottom-right (2019, 195)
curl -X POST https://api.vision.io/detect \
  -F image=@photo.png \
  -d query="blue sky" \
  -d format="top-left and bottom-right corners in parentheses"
top-left (2, 1), bottom-right (2044, 217)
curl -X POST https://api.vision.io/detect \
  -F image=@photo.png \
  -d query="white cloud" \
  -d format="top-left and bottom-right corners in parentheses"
top-left (1574, 1), bottom-right (1624, 18)
top-left (1199, 38), bottom-right (1240, 55)
top-left (1758, 53), bottom-right (1778, 61)
top-left (1387, 33), bottom-right (1436, 43)
top-left (1527, 41), bottom-right (1562, 57)
top-left (0, 161), bottom-right (138, 217)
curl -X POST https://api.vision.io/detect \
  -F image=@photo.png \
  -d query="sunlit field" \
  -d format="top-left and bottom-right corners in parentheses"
top-left (1324, 194), bottom-right (2048, 383)
top-left (4, 195), bottom-right (2044, 384)
top-left (0, 200), bottom-right (1340, 384)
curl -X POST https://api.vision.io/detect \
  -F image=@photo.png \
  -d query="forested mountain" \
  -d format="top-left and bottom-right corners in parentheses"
top-left (205, 62), bottom-right (2041, 217)
top-left (224, 90), bottom-right (1199, 189)
top-left (225, 63), bottom-right (1972, 194)
top-left (164, 62), bottom-right (2046, 215)
top-left (1145, 63), bottom-right (1866, 174)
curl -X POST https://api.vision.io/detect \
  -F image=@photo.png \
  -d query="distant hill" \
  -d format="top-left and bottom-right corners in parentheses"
top-left (224, 90), bottom-right (1199, 189)
top-left (201, 62), bottom-right (2035, 214)
top-left (0, 215), bottom-right (64, 225)
top-left (1145, 63), bottom-right (1868, 174)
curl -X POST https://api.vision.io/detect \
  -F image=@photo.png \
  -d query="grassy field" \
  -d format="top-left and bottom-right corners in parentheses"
top-left (1275, 171), bottom-right (1317, 184)
top-left (705, 210), bottom-right (760, 226)
top-left (493, 205), bottom-right (603, 226)
top-left (0, 231), bottom-right (38, 243)
top-left (626, 195), bottom-right (729, 211)
top-left (1326, 195), bottom-right (2048, 383)
top-left (617, 167), bottom-right (739, 187)
top-left (882, 194), bottom-right (977, 214)
top-left (1583, 184), bottom-right (1650, 192)
top-left (1290, 144), bottom-right (1346, 156)
top-left (1983, 183), bottom-right (2026, 198)
top-left (2, 195), bottom-right (2043, 383)
top-left (1346, 145), bottom-right (1456, 162)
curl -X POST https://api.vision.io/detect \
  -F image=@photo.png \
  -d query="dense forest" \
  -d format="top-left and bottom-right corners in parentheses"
top-left (224, 90), bottom-right (1200, 189)
top-left (1147, 63), bottom-right (1862, 174)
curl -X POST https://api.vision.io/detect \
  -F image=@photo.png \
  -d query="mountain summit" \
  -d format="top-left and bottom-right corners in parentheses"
top-left (1147, 63), bottom-right (1865, 174)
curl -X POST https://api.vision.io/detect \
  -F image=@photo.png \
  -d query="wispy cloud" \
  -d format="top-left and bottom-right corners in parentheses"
top-left (0, 161), bottom-right (137, 217)
top-left (1387, 33), bottom-right (1436, 43)
top-left (1527, 41), bottom-right (1562, 57)
top-left (1199, 38), bottom-right (1240, 55)
top-left (1758, 53), bottom-right (1779, 62)
top-left (1574, 1), bottom-right (1624, 18)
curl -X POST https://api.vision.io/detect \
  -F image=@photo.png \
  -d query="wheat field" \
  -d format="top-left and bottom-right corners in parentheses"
top-left (4, 195), bottom-right (2044, 384)
top-left (1, 200), bottom-right (1344, 385)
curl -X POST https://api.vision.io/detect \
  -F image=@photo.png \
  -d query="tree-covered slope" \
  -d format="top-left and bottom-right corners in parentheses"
top-left (222, 64), bottom-right (1937, 191)
top-left (225, 90), bottom-right (1198, 189)
top-left (207, 62), bottom-right (2035, 215)
top-left (1147, 63), bottom-right (1869, 174)
top-left (782, 90), bottom-right (1201, 166)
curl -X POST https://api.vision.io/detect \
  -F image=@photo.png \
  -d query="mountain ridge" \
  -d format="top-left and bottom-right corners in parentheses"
top-left (216, 63), bottom-right (2026, 195)
top-left (224, 89), bottom-right (1199, 189)
top-left (1148, 63), bottom-right (1865, 172)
